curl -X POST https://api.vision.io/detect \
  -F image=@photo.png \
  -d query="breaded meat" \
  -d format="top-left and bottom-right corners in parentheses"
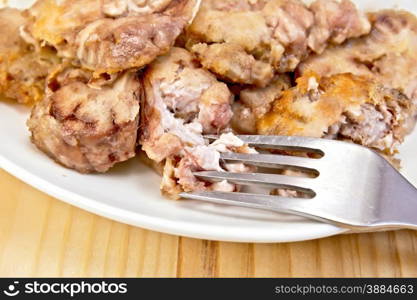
top-left (186, 0), bottom-right (370, 87)
top-left (26, 0), bottom-right (200, 74)
top-left (28, 67), bottom-right (141, 173)
top-left (249, 72), bottom-right (412, 155)
top-left (298, 10), bottom-right (417, 132)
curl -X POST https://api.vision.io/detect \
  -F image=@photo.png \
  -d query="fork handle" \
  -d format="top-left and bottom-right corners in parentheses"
top-left (375, 173), bottom-right (417, 230)
top-left (300, 172), bottom-right (417, 231)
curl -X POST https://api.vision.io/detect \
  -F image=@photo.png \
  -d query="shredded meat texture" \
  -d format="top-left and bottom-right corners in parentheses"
top-left (185, 0), bottom-right (370, 87)
top-left (140, 47), bottom-right (233, 162)
top-left (140, 47), bottom-right (256, 198)
top-left (0, 8), bottom-right (57, 104)
top-left (158, 133), bottom-right (256, 198)
top-left (26, 0), bottom-right (200, 74)
top-left (298, 10), bottom-right (417, 132)
top-left (28, 69), bottom-right (141, 173)
top-left (256, 72), bottom-right (412, 155)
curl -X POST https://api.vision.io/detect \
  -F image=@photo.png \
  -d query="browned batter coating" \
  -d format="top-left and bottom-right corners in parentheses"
top-left (254, 72), bottom-right (412, 155)
top-left (26, 0), bottom-right (200, 74)
top-left (298, 10), bottom-right (417, 132)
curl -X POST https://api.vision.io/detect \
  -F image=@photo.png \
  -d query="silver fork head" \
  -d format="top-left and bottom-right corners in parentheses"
top-left (181, 135), bottom-right (417, 230)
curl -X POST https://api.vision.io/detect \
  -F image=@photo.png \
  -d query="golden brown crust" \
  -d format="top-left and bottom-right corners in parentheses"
top-left (256, 72), bottom-right (411, 155)
top-left (298, 10), bottom-right (417, 133)
top-left (259, 73), bottom-right (371, 136)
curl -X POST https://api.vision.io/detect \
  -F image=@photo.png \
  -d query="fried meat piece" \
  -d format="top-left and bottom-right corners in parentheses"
top-left (140, 47), bottom-right (255, 198)
top-left (186, 0), bottom-right (370, 87)
top-left (255, 72), bottom-right (411, 155)
top-left (28, 68), bottom-right (141, 173)
top-left (26, 0), bottom-right (200, 74)
top-left (0, 8), bottom-right (57, 104)
top-left (298, 10), bottom-right (417, 131)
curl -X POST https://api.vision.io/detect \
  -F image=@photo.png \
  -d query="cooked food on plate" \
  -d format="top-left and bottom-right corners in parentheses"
top-left (185, 0), bottom-right (370, 87)
top-left (298, 10), bottom-right (417, 132)
top-left (1, 0), bottom-right (417, 199)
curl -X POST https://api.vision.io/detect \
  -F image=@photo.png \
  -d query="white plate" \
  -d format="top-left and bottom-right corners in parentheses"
top-left (0, 0), bottom-right (416, 243)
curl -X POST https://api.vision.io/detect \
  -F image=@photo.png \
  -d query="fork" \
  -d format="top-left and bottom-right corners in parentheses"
top-left (180, 135), bottom-right (417, 231)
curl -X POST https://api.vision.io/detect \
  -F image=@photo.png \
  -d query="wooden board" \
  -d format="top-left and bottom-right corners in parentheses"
top-left (1, 169), bottom-right (416, 277)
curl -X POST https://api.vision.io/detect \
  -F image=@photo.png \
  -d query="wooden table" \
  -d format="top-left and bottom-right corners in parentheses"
top-left (1, 169), bottom-right (416, 277)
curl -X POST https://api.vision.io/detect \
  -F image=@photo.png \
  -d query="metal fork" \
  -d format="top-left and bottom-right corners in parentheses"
top-left (180, 135), bottom-right (417, 231)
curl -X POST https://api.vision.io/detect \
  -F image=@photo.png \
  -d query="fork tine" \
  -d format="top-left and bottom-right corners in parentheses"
top-left (220, 152), bottom-right (320, 173)
top-left (193, 171), bottom-right (316, 195)
top-left (180, 191), bottom-right (314, 216)
top-left (205, 135), bottom-right (325, 155)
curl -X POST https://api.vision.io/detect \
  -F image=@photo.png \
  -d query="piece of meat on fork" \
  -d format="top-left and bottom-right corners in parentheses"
top-left (139, 47), bottom-right (256, 198)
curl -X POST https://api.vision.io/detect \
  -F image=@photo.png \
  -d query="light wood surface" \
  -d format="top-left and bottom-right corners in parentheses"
top-left (1, 168), bottom-right (416, 277)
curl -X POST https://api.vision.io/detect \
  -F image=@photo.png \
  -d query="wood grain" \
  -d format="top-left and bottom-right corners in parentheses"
top-left (0, 169), bottom-right (416, 277)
